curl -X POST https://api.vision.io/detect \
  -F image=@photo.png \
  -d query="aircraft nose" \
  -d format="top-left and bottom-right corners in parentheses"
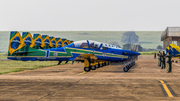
top-left (137, 52), bottom-right (141, 55)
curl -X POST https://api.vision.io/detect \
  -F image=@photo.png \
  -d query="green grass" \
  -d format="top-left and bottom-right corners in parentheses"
top-left (0, 53), bottom-right (7, 59)
top-left (0, 31), bottom-right (163, 52)
top-left (0, 56), bottom-right (7, 59)
top-left (140, 51), bottom-right (158, 55)
top-left (0, 61), bottom-right (71, 74)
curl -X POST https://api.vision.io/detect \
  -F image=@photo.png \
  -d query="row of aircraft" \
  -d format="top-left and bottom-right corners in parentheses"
top-left (8, 31), bottom-right (140, 72)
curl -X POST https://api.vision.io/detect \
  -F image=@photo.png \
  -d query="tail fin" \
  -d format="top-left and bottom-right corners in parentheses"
top-left (70, 40), bottom-right (74, 43)
top-left (42, 35), bottom-right (53, 49)
top-left (33, 34), bottom-right (45, 49)
top-left (22, 32), bottom-right (35, 48)
top-left (50, 37), bottom-right (58, 48)
top-left (62, 38), bottom-right (68, 47)
top-left (56, 38), bottom-right (63, 48)
top-left (67, 40), bottom-right (71, 45)
top-left (168, 44), bottom-right (180, 57)
top-left (8, 31), bottom-right (25, 55)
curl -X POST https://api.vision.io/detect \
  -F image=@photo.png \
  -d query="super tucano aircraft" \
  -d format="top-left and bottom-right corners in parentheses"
top-left (8, 31), bottom-right (140, 72)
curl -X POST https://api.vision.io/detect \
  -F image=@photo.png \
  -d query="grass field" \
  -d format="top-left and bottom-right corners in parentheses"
top-left (0, 60), bottom-right (72, 74)
top-left (0, 52), bottom-right (71, 74)
top-left (140, 51), bottom-right (158, 55)
top-left (0, 31), bottom-right (163, 52)
top-left (0, 53), bottom-right (7, 59)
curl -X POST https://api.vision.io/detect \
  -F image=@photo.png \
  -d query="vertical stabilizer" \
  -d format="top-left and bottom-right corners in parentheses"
top-left (8, 31), bottom-right (25, 55)
top-left (22, 32), bottom-right (35, 48)
top-left (50, 37), bottom-right (57, 48)
top-left (56, 38), bottom-right (63, 48)
top-left (33, 34), bottom-right (45, 49)
top-left (62, 38), bottom-right (68, 47)
top-left (42, 35), bottom-right (53, 49)
top-left (70, 40), bottom-right (74, 43)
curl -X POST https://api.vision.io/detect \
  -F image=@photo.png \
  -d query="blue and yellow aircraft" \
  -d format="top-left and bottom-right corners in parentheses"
top-left (166, 44), bottom-right (180, 62)
top-left (8, 31), bottom-right (140, 72)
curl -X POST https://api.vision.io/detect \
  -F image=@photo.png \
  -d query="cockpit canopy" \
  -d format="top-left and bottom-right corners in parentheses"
top-left (73, 40), bottom-right (121, 50)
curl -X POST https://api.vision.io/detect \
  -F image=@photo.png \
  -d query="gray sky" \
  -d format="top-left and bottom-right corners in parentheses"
top-left (0, 0), bottom-right (180, 31)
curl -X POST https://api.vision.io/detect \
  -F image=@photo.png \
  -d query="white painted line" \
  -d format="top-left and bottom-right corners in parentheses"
top-left (173, 63), bottom-right (180, 66)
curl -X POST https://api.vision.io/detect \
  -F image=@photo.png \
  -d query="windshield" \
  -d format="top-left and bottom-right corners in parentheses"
top-left (73, 40), bottom-right (121, 49)
top-left (74, 40), bottom-right (89, 48)
top-left (88, 40), bottom-right (101, 49)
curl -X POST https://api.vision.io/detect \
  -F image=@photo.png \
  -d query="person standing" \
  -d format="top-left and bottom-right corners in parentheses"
top-left (160, 52), bottom-right (163, 68)
top-left (166, 52), bottom-right (172, 73)
top-left (154, 53), bottom-right (156, 59)
top-left (158, 51), bottom-right (161, 67)
top-left (161, 51), bottom-right (166, 69)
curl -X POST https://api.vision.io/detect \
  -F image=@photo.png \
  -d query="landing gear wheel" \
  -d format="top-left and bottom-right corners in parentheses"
top-left (84, 67), bottom-right (91, 72)
top-left (123, 67), bottom-right (128, 72)
top-left (106, 62), bottom-right (108, 65)
top-left (103, 63), bottom-right (106, 66)
top-left (96, 64), bottom-right (100, 68)
top-left (91, 66), bottom-right (96, 70)
top-left (127, 64), bottom-right (131, 68)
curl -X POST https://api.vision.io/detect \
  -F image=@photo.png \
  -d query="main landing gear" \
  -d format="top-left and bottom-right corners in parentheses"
top-left (83, 57), bottom-right (110, 72)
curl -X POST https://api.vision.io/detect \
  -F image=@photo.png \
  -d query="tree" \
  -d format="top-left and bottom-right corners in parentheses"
top-left (157, 45), bottom-right (163, 50)
top-left (121, 31), bottom-right (139, 44)
top-left (123, 44), bottom-right (131, 50)
top-left (123, 44), bottom-right (143, 51)
top-left (137, 45), bottom-right (143, 52)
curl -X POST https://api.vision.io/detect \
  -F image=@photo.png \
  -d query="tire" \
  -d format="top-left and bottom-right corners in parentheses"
top-left (84, 67), bottom-right (90, 72)
top-left (106, 62), bottom-right (109, 65)
top-left (100, 64), bottom-right (103, 67)
top-left (91, 66), bottom-right (96, 70)
top-left (127, 64), bottom-right (131, 68)
top-left (123, 67), bottom-right (128, 72)
top-left (103, 63), bottom-right (106, 66)
top-left (96, 64), bottom-right (100, 68)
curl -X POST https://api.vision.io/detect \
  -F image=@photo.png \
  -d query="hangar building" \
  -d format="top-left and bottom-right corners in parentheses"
top-left (161, 27), bottom-right (180, 50)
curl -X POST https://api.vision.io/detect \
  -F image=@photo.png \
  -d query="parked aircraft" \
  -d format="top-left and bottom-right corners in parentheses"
top-left (8, 31), bottom-right (140, 72)
top-left (166, 44), bottom-right (180, 62)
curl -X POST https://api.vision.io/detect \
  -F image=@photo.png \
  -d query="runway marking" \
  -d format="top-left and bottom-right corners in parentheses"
top-left (159, 80), bottom-right (176, 97)
top-left (77, 71), bottom-right (87, 75)
top-left (173, 63), bottom-right (180, 66)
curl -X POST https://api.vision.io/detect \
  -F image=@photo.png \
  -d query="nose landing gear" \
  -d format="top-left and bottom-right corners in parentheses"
top-left (123, 60), bottom-right (136, 72)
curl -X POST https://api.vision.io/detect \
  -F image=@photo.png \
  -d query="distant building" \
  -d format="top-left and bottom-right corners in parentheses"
top-left (161, 27), bottom-right (180, 50)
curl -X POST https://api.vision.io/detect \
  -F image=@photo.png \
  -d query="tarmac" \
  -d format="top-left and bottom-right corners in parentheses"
top-left (1, 55), bottom-right (180, 101)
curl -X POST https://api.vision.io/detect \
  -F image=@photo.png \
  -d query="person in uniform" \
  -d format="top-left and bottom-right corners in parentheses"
top-left (154, 53), bottom-right (156, 59)
top-left (166, 52), bottom-right (172, 73)
top-left (161, 51), bottom-right (166, 69)
top-left (160, 52), bottom-right (163, 68)
top-left (158, 51), bottom-right (161, 67)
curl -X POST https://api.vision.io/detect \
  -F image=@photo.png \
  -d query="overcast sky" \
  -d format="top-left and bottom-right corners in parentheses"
top-left (0, 0), bottom-right (180, 31)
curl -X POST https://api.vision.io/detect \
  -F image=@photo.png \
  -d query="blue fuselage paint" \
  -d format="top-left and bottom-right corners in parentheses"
top-left (8, 41), bottom-right (140, 62)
